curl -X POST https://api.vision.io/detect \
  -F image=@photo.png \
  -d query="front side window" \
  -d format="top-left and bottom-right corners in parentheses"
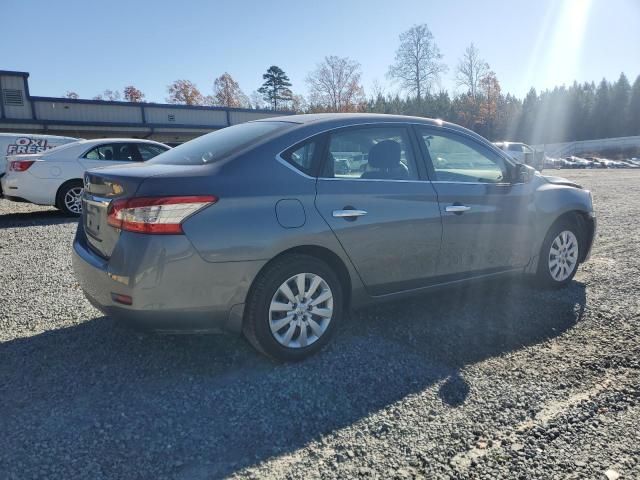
top-left (418, 130), bottom-right (508, 183)
top-left (321, 127), bottom-right (418, 180)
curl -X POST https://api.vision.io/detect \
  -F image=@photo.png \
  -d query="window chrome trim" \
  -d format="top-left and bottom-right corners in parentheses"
top-left (273, 120), bottom-right (516, 181)
top-left (430, 180), bottom-right (515, 186)
top-left (275, 153), bottom-right (316, 180)
top-left (319, 177), bottom-right (432, 184)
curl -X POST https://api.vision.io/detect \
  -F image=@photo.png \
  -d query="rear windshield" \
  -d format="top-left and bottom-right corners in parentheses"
top-left (148, 121), bottom-right (291, 165)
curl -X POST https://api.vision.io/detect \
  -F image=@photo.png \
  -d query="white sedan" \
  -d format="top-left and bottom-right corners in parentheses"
top-left (1, 139), bottom-right (169, 215)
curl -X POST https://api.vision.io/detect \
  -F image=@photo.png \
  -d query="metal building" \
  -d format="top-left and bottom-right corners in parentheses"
top-left (0, 70), bottom-right (292, 143)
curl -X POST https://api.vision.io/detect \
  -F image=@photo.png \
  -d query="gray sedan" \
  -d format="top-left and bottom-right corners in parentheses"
top-left (72, 114), bottom-right (596, 361)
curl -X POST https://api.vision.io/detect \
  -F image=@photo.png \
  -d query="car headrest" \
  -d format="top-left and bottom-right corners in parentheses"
top-left (368, 140), bottom-right (401, 170)
top-left (104, 150), bottom-right (113, 160)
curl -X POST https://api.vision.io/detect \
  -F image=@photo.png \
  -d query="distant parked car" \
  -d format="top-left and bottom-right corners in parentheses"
top-left (565, 156), bottom-right (594, 168)
top-left (620, 160), bottom-right (639, 168)
top-left (543, 156), bottom-right (558, 169)
top-left (1, 139), bottom-right (170, 215)
top-left (493, 141), bottom-right (544, 171)
top-left (72, 114), bottom-right (596, 361)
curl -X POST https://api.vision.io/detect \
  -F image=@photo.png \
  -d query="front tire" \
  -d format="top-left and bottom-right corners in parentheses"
top-left (56, 180), bottom-right (84, 216)
top-left (243, 254), bottom-right (344, 361)
top-left (535, 219), bottom-right (582, 288)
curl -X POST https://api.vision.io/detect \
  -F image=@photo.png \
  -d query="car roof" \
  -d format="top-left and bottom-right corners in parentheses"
top-left (254, 112), bottom-right (485, 140)
top-left (72, 138), bottom-right (168, 146)
top-left (254, 112), bottom-right (457, 128)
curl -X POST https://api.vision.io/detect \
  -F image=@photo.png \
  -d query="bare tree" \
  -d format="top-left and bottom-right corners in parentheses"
top-left (249, 91), bottom-right (266, 109)
top-left (166, 80), bottom-right (204, 105)
top-left (212, 73), bottom-right (248, 108)
top-left (371, 79), bottom-right (386, 99)
top-left (102, 89), bottom-right (121, 101)
top-left (64, 91), bottom-right (79, 99)
top-left (123, 85), bottom-right (145, 103)
top-left (387, 24), bottom-right (447, 100)
top-left (306, 55), bottom-right (366, 112)
top-left (289, 94), bottom-right (307, 113)
top-left (455, 43), bottom-right (490, 99)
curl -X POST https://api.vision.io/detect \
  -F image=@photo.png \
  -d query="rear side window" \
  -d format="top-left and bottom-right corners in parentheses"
top-left (507, 143), bottom-right (524, 152)
top-left (281, 140), bottom-right (318, 175)
top-left (84, 143), bottom-right (140, 161)
top-left (149, 121), bottom-right (291, 166)
top-left (136, 143), bottom-right (168, 161)
top-left (321, 127), bottom-right (418, 180)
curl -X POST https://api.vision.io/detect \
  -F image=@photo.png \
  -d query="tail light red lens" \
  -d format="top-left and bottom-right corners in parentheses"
top-left (107, 195), bottom-right (217, 234)
top-left (9, 160), bottom-right (35, 172)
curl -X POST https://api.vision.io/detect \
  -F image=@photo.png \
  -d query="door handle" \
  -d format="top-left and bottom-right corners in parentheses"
top-left (332, 209), bottom-right (368, 218)
top-left (445, 205), bottom-right (471, 214)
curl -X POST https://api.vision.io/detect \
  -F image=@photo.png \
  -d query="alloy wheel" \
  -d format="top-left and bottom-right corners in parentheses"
top-left (269, 272), bottom-right (334, 349)
top-left (548, 230), bottom-right (579, 281)
top-left (64, 187), bottom-right (84, 214)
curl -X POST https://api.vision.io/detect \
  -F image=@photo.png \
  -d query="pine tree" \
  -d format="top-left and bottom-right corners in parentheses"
top-left (629, 75), bottom-right (640, 136)
top-left (609, 73), bottom-right (631, 137)
top-left (591, 79), bottom-right (611, 138)
top-left (258, 66), bottom-right (293, 110)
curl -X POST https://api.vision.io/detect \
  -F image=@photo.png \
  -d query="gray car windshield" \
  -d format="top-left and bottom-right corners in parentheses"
top-left (149, 121), bottom-right (291, 165)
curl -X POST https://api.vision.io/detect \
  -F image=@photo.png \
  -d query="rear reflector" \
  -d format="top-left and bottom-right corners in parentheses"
top-left (9, 160), bottom-right (35, 172)
top-left (111, 293), bottom-right (133, 305)
top-left (107, 195), bottom-right (217, 234)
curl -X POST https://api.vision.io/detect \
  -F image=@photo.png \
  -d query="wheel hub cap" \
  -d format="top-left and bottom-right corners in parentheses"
top-left (269, 273), bottom-right (334, 349)
top-left (548, 230), bottom-right (579, 281)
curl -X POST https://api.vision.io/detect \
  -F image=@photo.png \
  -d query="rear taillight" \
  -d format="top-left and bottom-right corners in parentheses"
top-left (107, 195), bottom-right (217, 234)
top-left (9, 160), bottom-right (35, 172)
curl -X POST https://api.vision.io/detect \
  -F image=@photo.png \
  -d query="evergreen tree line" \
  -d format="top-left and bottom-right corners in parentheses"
top-left (366, 73), bottom-right (640, 145)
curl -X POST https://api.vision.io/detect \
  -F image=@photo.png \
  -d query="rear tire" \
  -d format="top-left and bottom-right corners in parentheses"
top-left (56, 180), bottom-right (84, 216)
top-left (243, 254), bottom-right (344, 361)
top-left (535, 218), bottom-right (582, 288)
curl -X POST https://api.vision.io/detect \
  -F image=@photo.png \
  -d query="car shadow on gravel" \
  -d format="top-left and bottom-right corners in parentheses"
top-left (0, 278), bottom-right (586, 479)
top-left (0, 209), bottom-right (78, 228)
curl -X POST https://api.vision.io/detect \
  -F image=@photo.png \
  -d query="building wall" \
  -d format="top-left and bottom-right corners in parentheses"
top-left (0, 70), bottom-right (293, 142)
top-left (0, 74), bottom-right (32, 120)
top-left (34, 99), bottom-right (143, 123)
top-left (143, 105), bottom-right (227, 127)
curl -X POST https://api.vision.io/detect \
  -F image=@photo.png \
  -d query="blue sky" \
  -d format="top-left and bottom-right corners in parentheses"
top-left (2, 0), bottom-right (639, 103)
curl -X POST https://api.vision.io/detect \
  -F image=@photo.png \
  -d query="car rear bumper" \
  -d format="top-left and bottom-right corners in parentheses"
top-left (72, 224), bottom-right (266, 334)
top-left (0, 172), bottom-right (59, 205)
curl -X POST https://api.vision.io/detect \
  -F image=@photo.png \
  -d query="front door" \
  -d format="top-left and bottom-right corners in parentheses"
top-left (415, 127), bottom-right (535, 277)
top-left (314, 125), bottom-right (442, 296)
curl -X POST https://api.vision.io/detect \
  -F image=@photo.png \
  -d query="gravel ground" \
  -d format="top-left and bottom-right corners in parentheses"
top-left (0, 169), bottom-right (638, 480)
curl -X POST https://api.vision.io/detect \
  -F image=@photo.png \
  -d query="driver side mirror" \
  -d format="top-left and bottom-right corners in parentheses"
top-left (513, 163), bottom-right (535, 183)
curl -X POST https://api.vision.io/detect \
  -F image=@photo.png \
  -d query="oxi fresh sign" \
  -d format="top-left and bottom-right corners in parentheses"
top-left (6, 137), bottom-right (60, 155)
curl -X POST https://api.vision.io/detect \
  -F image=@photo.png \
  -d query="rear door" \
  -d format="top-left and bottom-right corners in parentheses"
top-left (415, 127), bottom-right (535, 276)
top-left (314, 125), bottom-right (442, 296)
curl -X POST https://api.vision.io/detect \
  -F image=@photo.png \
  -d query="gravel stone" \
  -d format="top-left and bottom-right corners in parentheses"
top-left (1, 170), bottom-right (639, 479)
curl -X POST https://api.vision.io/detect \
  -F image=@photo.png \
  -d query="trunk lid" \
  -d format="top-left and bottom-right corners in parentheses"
top-left (2, 153), bottom-right (44, 175)
top-left (81, 163), bottom-right (216, 258)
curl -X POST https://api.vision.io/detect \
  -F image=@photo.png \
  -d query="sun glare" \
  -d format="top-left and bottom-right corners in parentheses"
top-left (510, 0), bottom-right (594, 143)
